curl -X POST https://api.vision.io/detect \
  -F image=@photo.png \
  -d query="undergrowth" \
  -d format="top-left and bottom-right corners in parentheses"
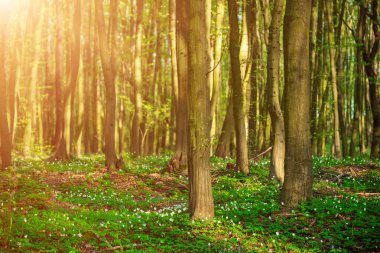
top-left (0, 155), bottom-right (379, 252)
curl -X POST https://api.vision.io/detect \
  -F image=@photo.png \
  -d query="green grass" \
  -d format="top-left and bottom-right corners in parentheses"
top-left (0, 155), bottom-right (379, 252)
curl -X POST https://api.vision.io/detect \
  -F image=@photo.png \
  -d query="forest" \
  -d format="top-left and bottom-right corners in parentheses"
top-left (0, 0), bottom-right (379, 252)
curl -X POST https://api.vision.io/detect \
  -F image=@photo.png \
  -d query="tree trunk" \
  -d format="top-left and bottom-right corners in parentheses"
top-left (69, 0), bottom-right (82, 154)
top-left (210, 0), bottom-right (225, 136)
top-left (188, 0), bottom-right (214, 220)
top-left (358, 0), bottom-right (380, 158)
top-left (95, 0), bottom-right (118, 169)
top-left (247, 0), bottom-right (260, 156)
top-left (174, 0), bottom-right (189, 168)
top-left (324, 0), bottom-right (342, 158)
top-left (0, 14), bottom-right (12, 169)
top-left (215, 94), bottom-right (234, 157)
top-left (311, 0), bottom-right (323, 155)
top-left (267, 0), bottom-right (285, 183)
top-left (130, 0), bottom-right (144, 155)
top-left (52, 0), bottom-right (69, 160)
top-left (281, 0), bottom-right (313, 209)
top-left (228, 0), bottom-right (249, 175)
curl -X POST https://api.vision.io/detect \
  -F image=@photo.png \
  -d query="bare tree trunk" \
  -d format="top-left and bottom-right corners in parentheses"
top-left (188, 0), bottom-right (214, 220)
top-left (311, 0), bottom-right (323, 155)
top-left (281, 0), bottom-right (313, 209)
top-left (215, 94), bottom-right (234, 157)
top-left (247, 0), bottom-right (260, 156)
top-left (228, 0), bottom-right (249, 175)
top-left (0, 13), bottom-right (12, 169)
top-left (130, 0), bottom-right (144, 155)
top-left (210, 0), bottom-right (225, 139)
top-left (324, 0), bottom-right (342, 158)
top-left (52, 0), bottom-right (68, 160)
top-left (95, 0), bottom-right (118, 169)
top-left (69, 0), bottom-right (82, 154)
top-left (174, 0), bottom-right (189, 168)
top-left (267, 0), bottom-right (285, 183)
top-left (357, 0), bottom-right (380, 158)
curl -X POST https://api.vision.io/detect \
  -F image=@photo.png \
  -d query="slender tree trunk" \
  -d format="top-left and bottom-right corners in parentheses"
top-left (358, 0), bottom-right (380, 158)
top-left (210, 0), bottom-right (225, 129)
top-left (267, 0), bottom-right (285, 182)
top-left (0, 14), bottom-right (12, 169)
top-left (281, 0), bottom-right (313, 209)
top-left (95, 0), bottom-right (118, 169)
top-left (52, 0), bottom-right (69, 160)
top-left (131, 0), bottom-right (144, 155)
top-left (174, 0), bottom-right (189, 167)
top-left (188, 0), bottom-right (214, 220)
top-left (311, 0), bottom-right (323, 155)
top-left (247, 0), bottom-right (259, 156)
top-left (228, 0), bottom-right (249, 175)
top-left (23, 2), bottom-right (44, 156)
top-left (350, 19), bottom-right (363, 156)
top-left (69, 0), bottom-right (82, 154)
top-left (215, 94), bottom-right (234, 157)
top-left (324, 0), bottom-right (342, 158)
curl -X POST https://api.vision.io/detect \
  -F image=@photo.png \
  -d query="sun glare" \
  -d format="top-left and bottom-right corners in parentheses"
top-left (0, 0), bottom-right (18, 12)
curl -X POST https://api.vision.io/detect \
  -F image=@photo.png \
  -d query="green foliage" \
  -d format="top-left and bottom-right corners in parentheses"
top-left (0, 155), bottom-right (378, 252)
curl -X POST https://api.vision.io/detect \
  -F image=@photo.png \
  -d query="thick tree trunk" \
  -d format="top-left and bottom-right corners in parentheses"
top-left (281, 0), bottom-right (313, 209)
top-left (267, 0), bottom-right (285, 183)
top-left (188, 0), bottom-right (214, 220)
top-left (228, 0), bottom-right (249, 175)
top-left (95, 0), bottom-right (118, 169)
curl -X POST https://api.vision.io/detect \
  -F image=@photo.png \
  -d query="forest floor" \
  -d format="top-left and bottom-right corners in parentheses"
top-left (0, 154), bottom-right (379, 252)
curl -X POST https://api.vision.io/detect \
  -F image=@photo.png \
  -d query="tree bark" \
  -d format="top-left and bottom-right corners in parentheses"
top-left (324, 0), bottom-right (342, 158)
top-left (357, 0), bottom-right (380, 158)
top-left (95, 0), bottom-right (118, 169)
top-left (247, 0), bottom-right (260, 156)
top-left (267, 0), bottom-right (285, 183)
top-left (130, 0), bottom-right (144, 155)
top-left (281, 0), bottom-right (313, 209)
top-left (188, 0), bottom-right (214, 220)
top-left (0, 12), bottom-right (12, 169)
top-left (174, 0), bottom-right (189, 168)
top-left (52, 0), bottom-right (69, 160)
top-left (215, 94), bottom-right (234, 157)
top-left (228, 0), bottom-right (249, 175)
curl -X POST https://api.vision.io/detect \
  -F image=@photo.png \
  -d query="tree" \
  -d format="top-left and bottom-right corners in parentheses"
top-left (95, 0), bottom-right (118, 169)
top-left (267, 0), bottom-right (285, 182)
top-left (188, 0), bottom-right (214, 219)
top-left (357, 0), bottom-right (379, 158)
top-left (130, 0), bottom-right (144, 155)
top-left (172, 0), bottom-right (188, 171)
top-left (52, 0), bottom-right (69, 161)
top-left (0, 8), bottom-right (12, 169)
top-left (281, 0), bottom-right (313, 209)
top-left (325, 0), bottom-right (342, 158)
top-left (228, 0), bottom-right (249, 175)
